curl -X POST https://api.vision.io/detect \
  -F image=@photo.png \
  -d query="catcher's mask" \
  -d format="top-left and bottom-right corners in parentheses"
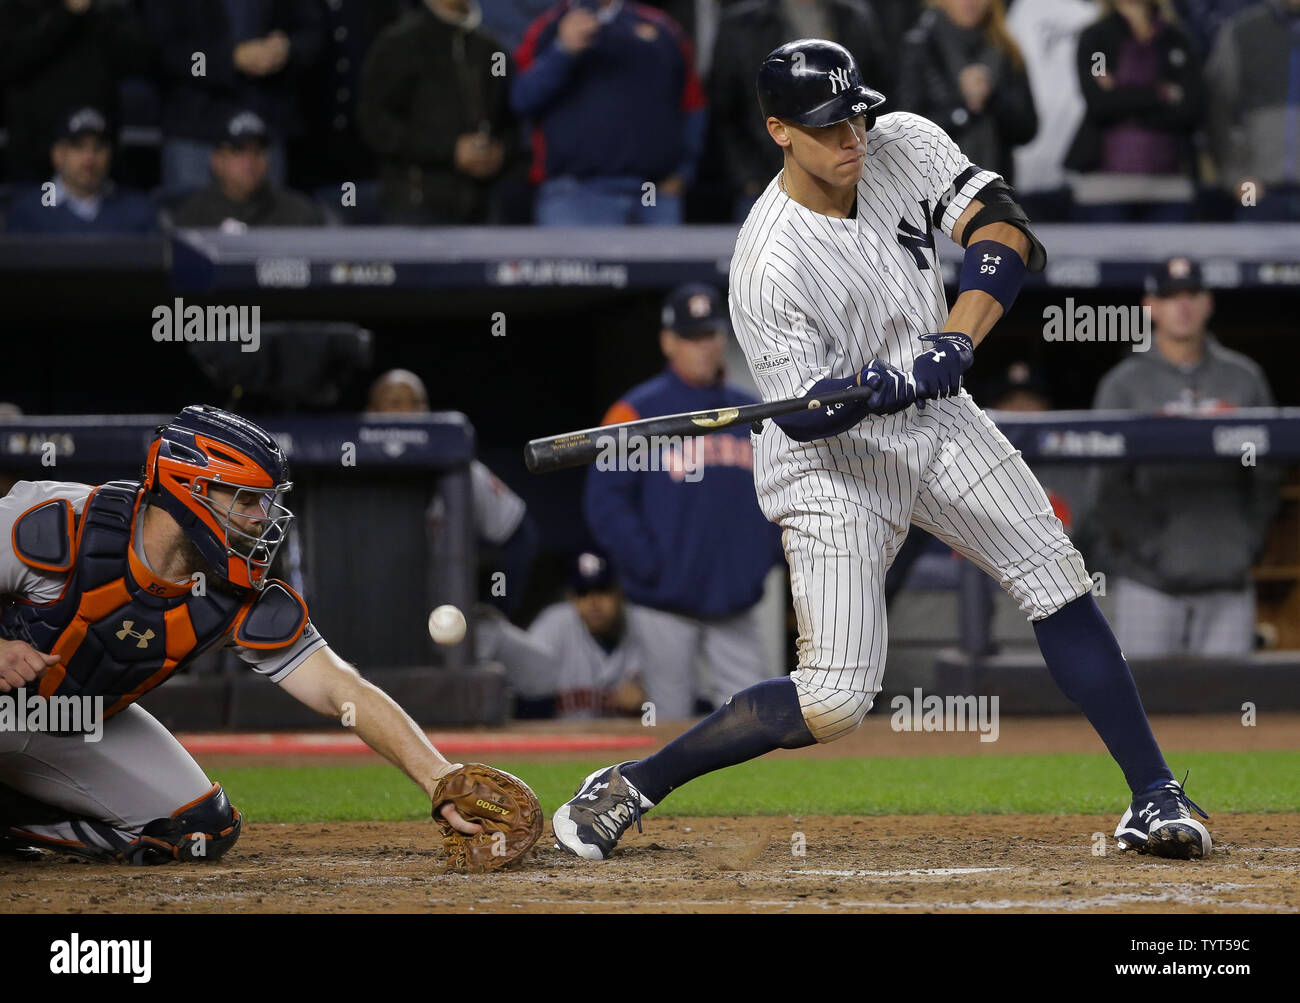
top-left (143, 405), bottom-right (293, 591)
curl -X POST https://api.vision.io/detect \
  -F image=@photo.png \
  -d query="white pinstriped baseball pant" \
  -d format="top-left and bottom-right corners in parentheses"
top-left (772, 394), bottom-right (1093, 742)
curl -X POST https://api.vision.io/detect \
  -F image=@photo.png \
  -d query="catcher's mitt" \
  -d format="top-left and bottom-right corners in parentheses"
top-left (430, 764), bottom-right (543, 872)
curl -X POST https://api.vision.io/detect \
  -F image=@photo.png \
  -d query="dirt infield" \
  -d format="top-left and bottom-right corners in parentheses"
top-left (4, 714), bottom-right (1297, 913)
top-left (3, 813), bottom-right (1298, 913)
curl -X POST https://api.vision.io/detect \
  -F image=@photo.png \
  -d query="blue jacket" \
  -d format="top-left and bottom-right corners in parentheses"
top-left (583, 366), bottom-right (783, 618)
top-left (5, 185), bottom-right (157, 234)
top-left (512, 0), bottom-right (707, 183)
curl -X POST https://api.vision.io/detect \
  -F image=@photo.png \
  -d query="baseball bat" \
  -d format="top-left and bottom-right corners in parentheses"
top-left (525, 383), bottom-right (875, 473)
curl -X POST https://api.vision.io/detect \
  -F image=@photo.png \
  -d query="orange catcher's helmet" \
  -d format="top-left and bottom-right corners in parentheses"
top-left (142, 405), bottom-right (293, 590)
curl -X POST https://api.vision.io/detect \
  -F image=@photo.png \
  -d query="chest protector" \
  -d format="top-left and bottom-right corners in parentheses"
top-left (1, 481), bottom-right (307, 717)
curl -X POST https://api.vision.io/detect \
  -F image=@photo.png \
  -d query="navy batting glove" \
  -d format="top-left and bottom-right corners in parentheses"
top-left (857, 360), bottom-right (917, 416)
top-left (911, 332), bottom-right (974, 408)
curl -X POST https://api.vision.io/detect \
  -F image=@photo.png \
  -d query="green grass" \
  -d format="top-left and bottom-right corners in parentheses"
top-left (207, 751), bottom-right (1300, 822)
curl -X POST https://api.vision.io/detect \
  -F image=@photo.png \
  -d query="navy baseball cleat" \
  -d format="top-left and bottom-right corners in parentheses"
top-left (552, 762), bottom-right (655, 860)
top-left (0, 834), bottom-right (47, 861)
top-left (1115, 775), bottom-right (1212, 859)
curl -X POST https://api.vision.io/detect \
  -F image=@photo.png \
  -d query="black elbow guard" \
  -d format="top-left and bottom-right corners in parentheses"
top-left (962, 180), bottom-right (1047, 273)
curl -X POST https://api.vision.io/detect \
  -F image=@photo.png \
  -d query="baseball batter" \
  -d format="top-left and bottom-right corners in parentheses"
top-left (0, 405), bottom-right (523, 864)
top-left (554, 39), bottom-right (1212, 861)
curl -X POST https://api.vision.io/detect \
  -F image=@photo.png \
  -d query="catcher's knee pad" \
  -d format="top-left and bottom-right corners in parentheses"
top-left (790, 669), bottom-right (878, 744)
top-left (129, 783), bottom-right (242, 865)
top-left (1007, 544), bottom-right (1093, 621)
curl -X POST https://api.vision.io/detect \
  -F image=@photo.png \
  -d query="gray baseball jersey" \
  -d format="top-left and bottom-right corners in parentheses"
top-left (0, 480), bottom-right (325, 852)
top-left (729, 111), bottom-right (1092, 742)
top-left (427, 461), bottom-right (527, 546)
top-left (527, 601), bottom-right (650, 717)
top-left (0, 480), bottom-right (325, 681)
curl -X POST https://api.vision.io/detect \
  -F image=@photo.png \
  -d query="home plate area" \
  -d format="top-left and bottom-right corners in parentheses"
top-left (4, 814), bottom-right (1297, 914)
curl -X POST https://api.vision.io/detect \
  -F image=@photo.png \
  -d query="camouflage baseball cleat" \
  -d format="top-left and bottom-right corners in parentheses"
top-left (1115, 775), bottom-right (1212, 859)
top-left (552, 762), bottom-right (655, 860)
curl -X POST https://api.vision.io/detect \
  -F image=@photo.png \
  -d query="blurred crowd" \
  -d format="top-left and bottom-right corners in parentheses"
top-left (2, 0), bottom-right (1298, 233)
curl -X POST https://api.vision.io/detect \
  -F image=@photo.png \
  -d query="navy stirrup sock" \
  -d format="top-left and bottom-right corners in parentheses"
top-left (1033, 593), bottom-right (1173, 794)
top-left (623, 676), bottom-right (816, 805)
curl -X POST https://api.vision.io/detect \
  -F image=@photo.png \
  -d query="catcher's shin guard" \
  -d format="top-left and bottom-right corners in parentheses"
top-left (1, 781), bottom-right (241, 864)
top-left (129, 783), bottom-right (242, 864)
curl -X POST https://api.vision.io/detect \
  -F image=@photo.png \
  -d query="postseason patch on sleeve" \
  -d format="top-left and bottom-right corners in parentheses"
top-left (753, 350), bottom-right (794, 375)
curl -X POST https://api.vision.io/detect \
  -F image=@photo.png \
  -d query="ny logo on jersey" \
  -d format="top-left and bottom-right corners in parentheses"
top-left (116, 620), bottom-right (156, 649)
top-left (896, 198), bottom-right (935, 270)
top-left (827, 67), bottom-right (850, 94)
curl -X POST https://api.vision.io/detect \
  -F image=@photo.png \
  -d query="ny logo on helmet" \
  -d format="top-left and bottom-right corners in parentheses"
top-left (828, 67), bottom-right (850, 94)
top-left (116, 620), bottom-right (156, 649)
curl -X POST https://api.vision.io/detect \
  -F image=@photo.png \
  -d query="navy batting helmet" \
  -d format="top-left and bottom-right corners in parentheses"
top-left (757, 39), bottom-right (885, 129)
top-left (143, 405), bottom-right (293, 591)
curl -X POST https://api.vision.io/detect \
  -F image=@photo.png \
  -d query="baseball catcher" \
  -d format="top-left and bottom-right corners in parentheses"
top-left (0, 405), bottom-right (540, 871)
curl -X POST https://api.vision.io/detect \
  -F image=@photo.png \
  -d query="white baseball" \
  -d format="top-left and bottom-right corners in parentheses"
top-left (427, 604), bottom-right (467, 645)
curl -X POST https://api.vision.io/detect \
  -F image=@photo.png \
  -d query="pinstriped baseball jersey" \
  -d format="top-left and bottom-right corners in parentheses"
top-left (731, 111), bottom-right (997, 383)
top-left (724, 111), bottom-right (1091, 728)
top-left (730, 111), bottom-right (1000, 525)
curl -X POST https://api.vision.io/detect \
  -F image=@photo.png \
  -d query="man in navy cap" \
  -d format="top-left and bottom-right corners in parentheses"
top-left (171, 111), bottom-right (327, 228)
top-left (4, 107), bottom-right (156, 234)
top-left (583, 283), bottom-right (784, 719)
top-left (1084, 257), bottom-right (1280, 657)
top-left (476, 550), bottom-right (651, 718)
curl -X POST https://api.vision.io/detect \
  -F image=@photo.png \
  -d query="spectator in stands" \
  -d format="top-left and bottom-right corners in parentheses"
top-left (1206, 0), bottom-right (1300, 221)
top-left (358, 0), bottom-right (519, 224)
top-left (141, 0), bottom-right (323, 191)
top-left (478, 551), bottom-right (652, 719)
top-left (5, 108), bottom-right (157, 234)
top-left (584, 283), bottom-right (784, 718)
top-left (513, 0), bottom-right (705, 225)
top-left (480, 0), bottom-right (555, 53)
top-left (1083, 257), bottom-right (1281, 657)
top-left (1006, 0), bottom-right (1096, 220)
top-left (709, 0), bottom-right (888, 220)
top-left (170, 111), bottom-right (327, 228)
top-left (1065, 0), bottom-right (1204, 221)
top-left (289, 0), bottom-right (413, 206)
top-left (1174, 0), bottom-right (1257, 57)
top-left (648, 0), bottom-right (776, 79)
top-left (896, 0), bottom-right (1038, 184)
top-left (365, 369), bottom-right (539, 619)
top-left (874, 0), bottom-right (928, 79)
top-left (0, 0), bottom-right (151, 184)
